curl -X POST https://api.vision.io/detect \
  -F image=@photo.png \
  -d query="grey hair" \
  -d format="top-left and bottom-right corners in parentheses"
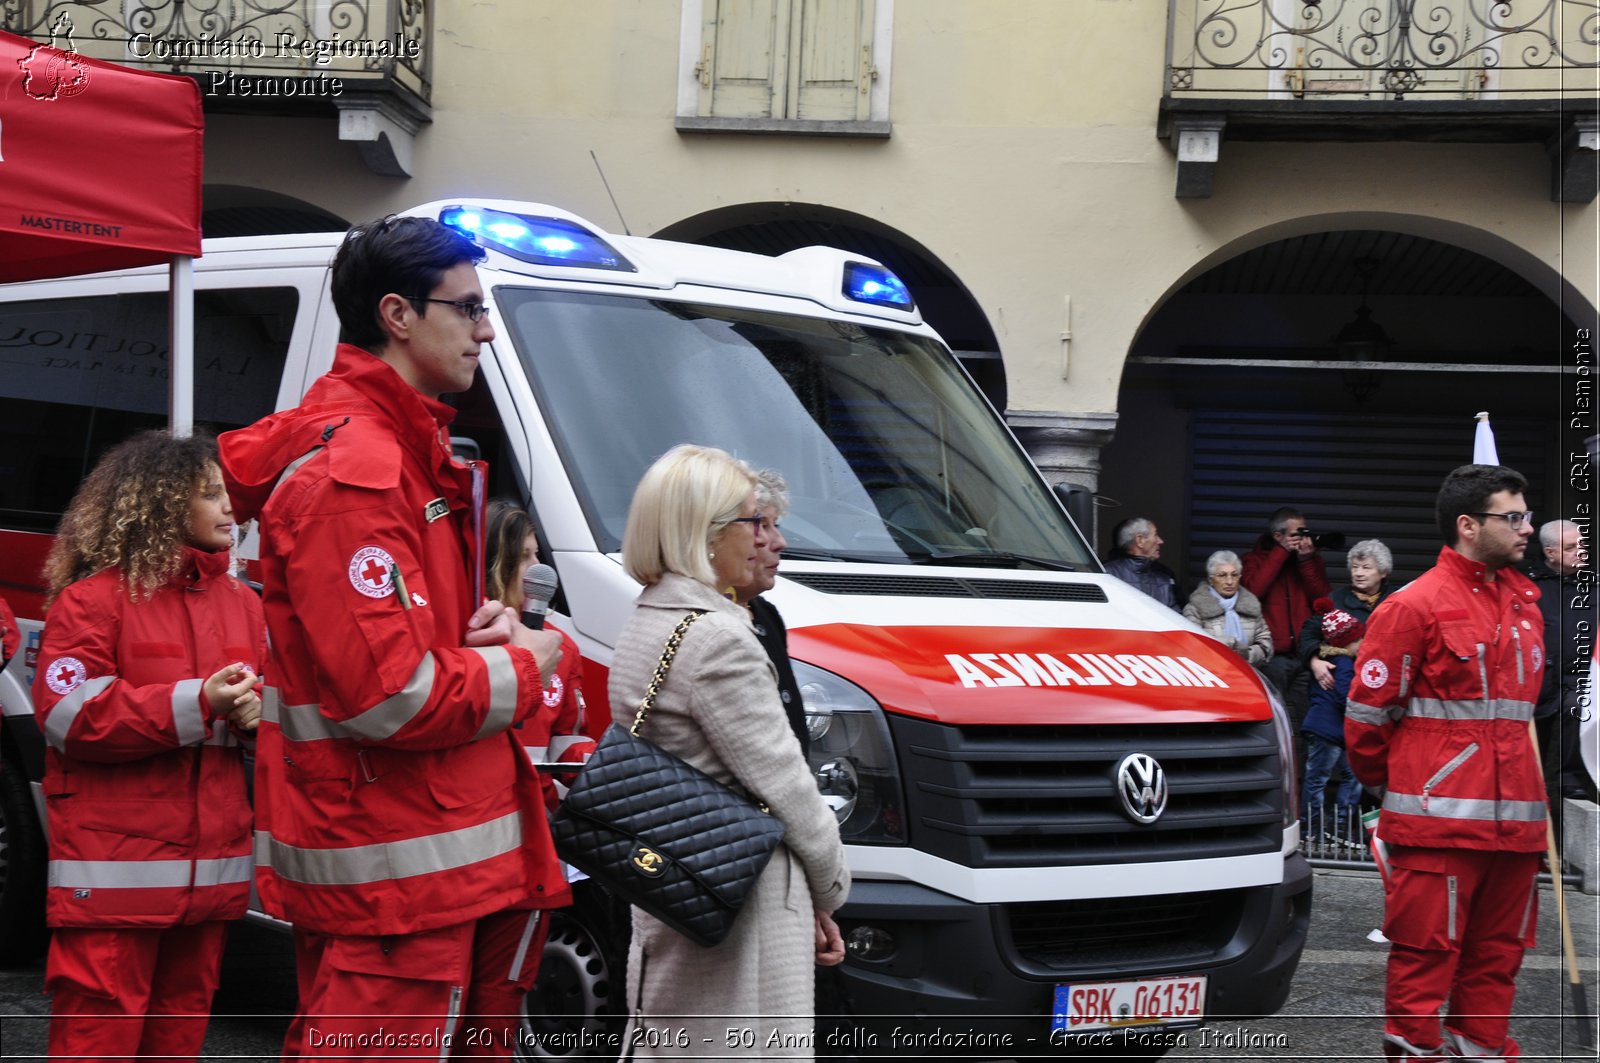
top-left (753, 468), bottom-right (791, 520)
top-left (1541, 519), bottom-right (1579, 551)
top-left (1116, 517), bottom-right (1154, 550)
top-left (1205, 549), bottom-right (1241, 576)
top-left (1346, 538), bottom-right (1393, 576)
top-left (1267, 507), bottom-right (1304, 535)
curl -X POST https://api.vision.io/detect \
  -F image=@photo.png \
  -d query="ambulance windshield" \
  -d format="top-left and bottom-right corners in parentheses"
top-left (497, 289), bottom-right (1095, 569)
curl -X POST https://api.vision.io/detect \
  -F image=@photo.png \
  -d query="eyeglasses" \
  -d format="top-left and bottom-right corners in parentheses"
top-left (726, 516), bottom-right (764, 529)
top-left (1471, 511), bottom-right (1534, 530)
top-left (410, 297), bottom-right (491, 323)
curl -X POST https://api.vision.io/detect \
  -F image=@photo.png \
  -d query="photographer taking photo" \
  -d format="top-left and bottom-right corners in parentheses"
top-left (1243, 506), bottom-right (1332, 735)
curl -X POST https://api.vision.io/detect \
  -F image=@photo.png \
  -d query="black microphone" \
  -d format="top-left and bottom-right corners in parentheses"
top-left (520, 563), bottom-right (558, 630)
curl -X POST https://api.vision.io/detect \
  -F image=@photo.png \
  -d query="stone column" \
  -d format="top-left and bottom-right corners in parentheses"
top-left (1007, 410), bottom-right (1119, 540)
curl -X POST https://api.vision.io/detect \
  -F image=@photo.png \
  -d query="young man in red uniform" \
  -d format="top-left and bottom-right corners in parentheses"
top-left (221, 216), bottom-right (566, 1058)
top-left (1345, 465), bottom-right (1546, 1061)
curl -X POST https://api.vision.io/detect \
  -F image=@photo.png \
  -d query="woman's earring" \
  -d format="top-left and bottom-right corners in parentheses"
top-left (709, 549), bottom-right (717, 562)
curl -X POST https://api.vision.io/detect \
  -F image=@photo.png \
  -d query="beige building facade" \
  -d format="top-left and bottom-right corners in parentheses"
top-left (18, 0), bottom-right (1599, 584)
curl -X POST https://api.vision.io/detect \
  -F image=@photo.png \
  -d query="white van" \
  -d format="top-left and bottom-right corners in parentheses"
top-left (0, 199), bottom-right (1310, 1054)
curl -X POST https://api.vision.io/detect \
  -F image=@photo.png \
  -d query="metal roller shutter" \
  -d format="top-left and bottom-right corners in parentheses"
top-left (1185, 410), bottom-right (1548, 588)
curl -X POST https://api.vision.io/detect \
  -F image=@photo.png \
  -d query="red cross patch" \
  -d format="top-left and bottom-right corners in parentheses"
top-left (543, 674), bottom-right (565, 710)
top-left (45, 656), bottom-right (87, 696)
top-left (348, 546), bottom-right (398, 600)
top-left (1360, 659), bottom-right (1390, 689)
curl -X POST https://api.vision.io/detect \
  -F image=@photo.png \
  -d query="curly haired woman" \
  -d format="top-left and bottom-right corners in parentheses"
top-left (33, 430), bottom-right (265, 1061)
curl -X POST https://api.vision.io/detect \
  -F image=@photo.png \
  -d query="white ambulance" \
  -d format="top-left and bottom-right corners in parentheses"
top-left (0, 199), bottom-right (1310, 1055)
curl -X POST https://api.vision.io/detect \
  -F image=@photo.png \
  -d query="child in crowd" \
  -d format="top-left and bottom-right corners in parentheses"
top-left (33, 430), bottom-right (264, 1060)
top-left (1300, 599), bottom-right (1367, 845)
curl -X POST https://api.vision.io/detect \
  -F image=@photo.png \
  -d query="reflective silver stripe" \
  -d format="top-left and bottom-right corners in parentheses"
top-left (50, 858), bottom-right (191, 889)
top-left (341, 653), bottom-right (437, 741)
top-left (1447, 875), bottom-right (1458, 941)
top-left (1476, 644), bottom-right (1490, 707)
top-left (1346, 700), bottom-right (1396, 727)
top-left (471, 647), bottom-right (519, 740)
top-left (204, 727), bottom-right (238, 748)
top-left (1406, 698), bottom-right (1534, 722)
top-left (1398, 654), bottom-right (1412, 701)
top-left (43, 676), bottom-right (115, 750)
top-left (1518, 877), bottom-right (1537, 938)
top-left (507, 910), bottom-right (541, 982)
top-left (441, 985), bottom-right (464, 1063)
top-left (1424, 743), bottom-right (1479, 797)
top-left (193, 856), bottom-right (253, 888)
top-left (1512, 626), bottom-right (1526, 685)
top-left (255, 811), bottom-right (522, 886)
top-left (276, 447), bottom-right (323, 492)
top-left (1383, 791), bottom-right (1549, 821)
top-left (172, 677), bottom-right (208, 747)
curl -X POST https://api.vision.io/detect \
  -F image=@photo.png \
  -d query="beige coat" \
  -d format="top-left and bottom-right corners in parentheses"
top-left (609, 573), bottom-right (849, 1058)
top-left (1181, 581), bottom-right (1275, 666)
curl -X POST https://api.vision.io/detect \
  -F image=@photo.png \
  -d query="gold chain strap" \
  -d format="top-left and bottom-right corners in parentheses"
top-left (630, 611), bottom-right (705, 737)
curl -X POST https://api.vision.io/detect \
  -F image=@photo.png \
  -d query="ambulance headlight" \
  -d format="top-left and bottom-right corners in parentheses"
top-left (794, 661), bottom-right (907, 844)
top-left (1259, 672), bottom-right (1298, 828)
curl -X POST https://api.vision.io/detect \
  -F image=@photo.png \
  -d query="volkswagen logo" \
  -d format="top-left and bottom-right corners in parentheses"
top-left (1115, 752), bottom-right (1168, 824)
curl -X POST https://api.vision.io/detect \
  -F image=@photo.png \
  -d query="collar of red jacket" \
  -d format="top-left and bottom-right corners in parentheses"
top-left (1436, 544), bottom-right (1540, 600)
top-left (176, 544), bottom-right (233, 587)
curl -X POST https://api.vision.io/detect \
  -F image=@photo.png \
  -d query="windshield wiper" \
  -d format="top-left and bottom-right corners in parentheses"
top-left (910, 550), bottom-right (1082, 572)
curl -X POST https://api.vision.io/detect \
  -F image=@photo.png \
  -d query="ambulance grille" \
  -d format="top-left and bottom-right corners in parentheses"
top-left (782, 573), bottom-right (1108, 602)
top-left (1004, 889), bottom-right (1247, 970)
top-left (888, 716), bottom-right (1283, 866)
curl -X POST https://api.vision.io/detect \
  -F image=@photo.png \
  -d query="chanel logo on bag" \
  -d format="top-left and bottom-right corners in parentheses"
top-left (631, 846), bottom-right (668, 877)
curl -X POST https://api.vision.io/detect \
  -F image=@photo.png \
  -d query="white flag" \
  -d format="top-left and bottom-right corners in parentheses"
top-left (1472, 411), bottom-right (1499, 465)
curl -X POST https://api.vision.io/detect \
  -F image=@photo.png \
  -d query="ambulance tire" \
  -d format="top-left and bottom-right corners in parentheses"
top-left (0, 755), bottom-right (49, 967)
top-left (521, 885), bottom-right (628, 1060)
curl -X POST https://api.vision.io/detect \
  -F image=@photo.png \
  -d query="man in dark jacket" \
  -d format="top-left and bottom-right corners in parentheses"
top-left (1525, 518), bottom-right (1593, 805)
top-left (1103, 517), bottom-right (1179, 609)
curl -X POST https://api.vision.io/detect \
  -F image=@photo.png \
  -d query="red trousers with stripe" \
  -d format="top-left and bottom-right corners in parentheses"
top-left (46, 921), bottom-right (229, 1061)
top-left (1382, 845), bottom-right (1540, 1053)
top-left (285, 909), bottom-right (551, 1060)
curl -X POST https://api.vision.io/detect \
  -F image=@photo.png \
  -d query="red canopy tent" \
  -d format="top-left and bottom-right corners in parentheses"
top-left (0, 25), bottom-right (203, 431)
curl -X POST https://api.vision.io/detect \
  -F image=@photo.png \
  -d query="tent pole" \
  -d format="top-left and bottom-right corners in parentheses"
top-left (168, 255), bottom-right (195, 438)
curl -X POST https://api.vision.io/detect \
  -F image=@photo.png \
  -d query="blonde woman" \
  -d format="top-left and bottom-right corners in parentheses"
top-left (611, 444), bottom-right (849, 1057)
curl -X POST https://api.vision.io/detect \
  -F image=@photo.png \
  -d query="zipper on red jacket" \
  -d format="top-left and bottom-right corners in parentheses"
top-left (1422, 742), bottom-right (1480, 812)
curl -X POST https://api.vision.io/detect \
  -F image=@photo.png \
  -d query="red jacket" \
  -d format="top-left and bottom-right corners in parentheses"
top-left (1241, 536), bottom-right (1331, 652)
top-left (33, 547), bottom-right (264, 928)
top-left (220, 345), bottom-right (563, 936)
top-left (1345, 546), bottom-right (1546, 851)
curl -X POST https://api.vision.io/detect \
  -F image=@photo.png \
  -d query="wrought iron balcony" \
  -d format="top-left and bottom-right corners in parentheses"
top-left (1, 0), bottom-right (432, 175)
top-left (1162, 0), bottom-right (1600, 199)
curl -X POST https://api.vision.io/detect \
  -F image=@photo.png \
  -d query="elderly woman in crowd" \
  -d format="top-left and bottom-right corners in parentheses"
top-left (728, 469), bottom-right (810, 755)
top-left (1182, 549), bottom-right (1274, 666)
top-left (610, 444), bottom-right (849, 1057)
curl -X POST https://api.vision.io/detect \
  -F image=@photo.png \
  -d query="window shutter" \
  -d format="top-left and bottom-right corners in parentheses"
top-left (700, 0), bottom-right (792, 119)
top-left (791, 0), bottom-right (874, 121)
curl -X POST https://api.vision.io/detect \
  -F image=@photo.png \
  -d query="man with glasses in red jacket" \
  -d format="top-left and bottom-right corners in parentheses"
top-left (1346, 465), bottom-right (1546, 1061)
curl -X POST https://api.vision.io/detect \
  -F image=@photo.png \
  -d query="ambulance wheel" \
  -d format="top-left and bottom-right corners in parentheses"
top-left (0, 756), bottom-right (49, 967)
top-left (520, 887), bottom-right (628, 1060)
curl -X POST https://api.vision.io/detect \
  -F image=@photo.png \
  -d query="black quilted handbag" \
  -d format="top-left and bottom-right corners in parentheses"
top-left (551, 610), bottom-right (787, 947)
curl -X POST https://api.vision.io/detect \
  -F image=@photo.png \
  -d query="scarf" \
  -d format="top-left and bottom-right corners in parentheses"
top-left (1208, 585), bottom-right (1247, 645)
top-left (1352, 588), bottom-right (1381, 610)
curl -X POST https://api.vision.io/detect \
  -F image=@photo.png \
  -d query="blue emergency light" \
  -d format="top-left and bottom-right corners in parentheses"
top-left (842, 261), bottom-right (914, 310)
top-left (439, 206), bottom-right (636, 272)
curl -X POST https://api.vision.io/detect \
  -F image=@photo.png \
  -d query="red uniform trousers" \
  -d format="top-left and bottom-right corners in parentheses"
top-left (285, 909), bottom-right (551, 1060)
top-left (46, 921), bottom-right (229, 1061)
top-left (1382, 846), bottom-right (1539, 1057)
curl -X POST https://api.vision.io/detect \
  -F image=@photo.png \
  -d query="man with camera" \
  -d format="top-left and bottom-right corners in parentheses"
top-left (1243, 507), bottom-right (1332, 730)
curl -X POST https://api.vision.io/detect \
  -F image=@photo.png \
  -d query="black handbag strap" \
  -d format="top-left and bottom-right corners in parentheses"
top-left (628, 610), bottom-right (707, 737)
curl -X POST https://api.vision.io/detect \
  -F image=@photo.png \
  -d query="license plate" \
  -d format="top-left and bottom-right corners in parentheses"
top-left (1051, 975), bottom-right (1206, 1034)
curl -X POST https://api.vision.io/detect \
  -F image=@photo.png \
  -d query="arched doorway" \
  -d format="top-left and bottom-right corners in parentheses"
top-left (654, 203), bottom-right (1005, 409)
top-left (1100, 220), bottom-right (1592, 589)
top-left (202, 186), bottom-right (347, 238)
